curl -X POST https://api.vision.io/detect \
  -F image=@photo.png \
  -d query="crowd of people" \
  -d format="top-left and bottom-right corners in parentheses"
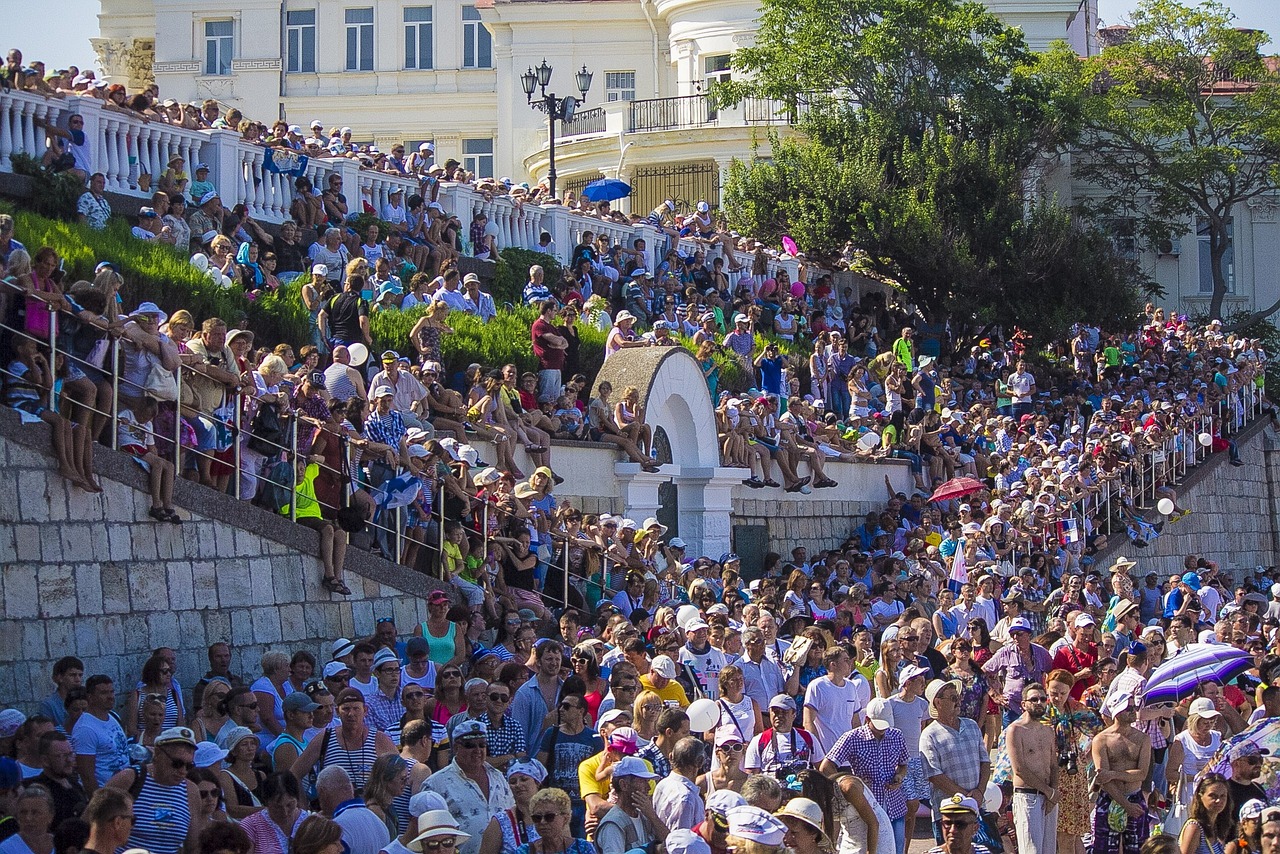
top-left (8, 544), bottom-right (1280, 854)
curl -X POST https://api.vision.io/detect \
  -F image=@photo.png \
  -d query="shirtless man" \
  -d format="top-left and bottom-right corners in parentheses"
top-left (1005, 683), bottom-right (1058, 854)
top-left (1090, 690), bottom-right (1152, 854)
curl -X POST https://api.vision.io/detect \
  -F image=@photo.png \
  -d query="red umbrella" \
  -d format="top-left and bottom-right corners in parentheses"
top-left (930, 476), bottom-right (986, 503)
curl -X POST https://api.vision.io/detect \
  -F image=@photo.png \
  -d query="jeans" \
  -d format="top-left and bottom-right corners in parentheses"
top-left (892, 449), bottom-right (924, 475)
top-left (890, 815), bottom-right (906, 854)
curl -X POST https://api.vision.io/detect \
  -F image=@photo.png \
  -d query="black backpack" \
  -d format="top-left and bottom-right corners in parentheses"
top-left (247, 401), bottom-right (286, 455)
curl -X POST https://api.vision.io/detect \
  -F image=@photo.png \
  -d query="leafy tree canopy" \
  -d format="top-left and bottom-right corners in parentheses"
top-left (720, 0), bottom-right (1149, 340)
top-left (1049, 0), bottom-right (1280, 323)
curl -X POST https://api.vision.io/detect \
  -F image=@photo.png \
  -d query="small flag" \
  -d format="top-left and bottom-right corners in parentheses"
top-left (1059, 518), bottom-right (1080, 544)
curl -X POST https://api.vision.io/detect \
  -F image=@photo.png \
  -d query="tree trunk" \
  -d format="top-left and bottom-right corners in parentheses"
top-left (1208, 214), bottom-right (1229, 321)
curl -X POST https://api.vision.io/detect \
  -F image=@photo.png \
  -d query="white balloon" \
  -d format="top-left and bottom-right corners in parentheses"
top-left (686, 698), bottom-right (720, 732)
top-left (1198, 432), bottom-right (1214, 447)
top-left (190, 252), bottom-right (209, 272)
top-left (983, 781), bottom-right (1003, 813)
top-left (348, 342), bottom-right (369, 367)
top-left (220, 274), bottom-right (233, 289)
top-left (676, 605), bottom-right (701, 631)
top-left (1157, 498), bottom-right (1175, 515)
top-left (207, 266), bottom-right (220, 282)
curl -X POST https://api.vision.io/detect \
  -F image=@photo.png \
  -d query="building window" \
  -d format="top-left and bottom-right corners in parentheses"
top-left (605, 71), bottom-right (636, 102)
top-left (1197, 216), bottom-right (1234, 294)
top-left (703, 54), bottom-right (731, 86)
top-left (463, 138), bottom-right (493, 178)
top-left (1110, 218), bottom-right (1138, 261)
top-left (462, 6), bottom-right (491, 69)
top-left (286, 10), bottom-right (316, 73)
top-left (204, 20), bottom-right (234, 76)
top-left (404, 7), bottom-right (434, 70)
top-left (345, 7), bottom-right (374, 71)
top-left (407, 140), bottom-right (435, 167)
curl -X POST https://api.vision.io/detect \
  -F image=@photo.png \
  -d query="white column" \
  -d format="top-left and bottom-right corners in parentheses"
top-left (0, 94), bottom-right (14, 170)
top-left (678, 467), bottom-right (739, 562)
top-left (613, 465), bottom-right (666, 525)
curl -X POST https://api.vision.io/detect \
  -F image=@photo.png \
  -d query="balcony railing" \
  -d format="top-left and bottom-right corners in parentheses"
top-left (629, 95), bottom-right (714, 132)
top-left (561, 107), bottom-right (606, 138)
top-left (743, 95), bottom-right (812, 125)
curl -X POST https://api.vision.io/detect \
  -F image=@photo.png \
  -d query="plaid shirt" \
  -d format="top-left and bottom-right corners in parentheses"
top-left (826, 725), bottom-right (909, 820)
top-left (366, 688), bottom-right (406, 733)
top-left (365, 409), bottom-right (406, 448)
top-left (480, 713), bottom-right (527, 759)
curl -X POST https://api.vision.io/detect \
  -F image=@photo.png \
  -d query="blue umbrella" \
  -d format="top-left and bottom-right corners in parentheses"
top-left (581, 178), bottom-right (632, 202)
top-left (1144, 643), bottom-right (1253, 706)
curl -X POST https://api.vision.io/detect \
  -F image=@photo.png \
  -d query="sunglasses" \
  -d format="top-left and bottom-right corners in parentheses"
top-left (560, 701), bottom-right (582, 711)
top-left (718, 742), bottom-right (744, 753)
top-left (531, 813), bottom-right (562, 823)
top-left (457, 739), bottom-right (487, 749)
top-left (489, 693), bottom-right (510, 703)
top-left (404, 691), bottom-right (426, 701)
top-left (941, 819), bottom-right (977, 829)
top-left (418, 840), bottom-right (456, 851)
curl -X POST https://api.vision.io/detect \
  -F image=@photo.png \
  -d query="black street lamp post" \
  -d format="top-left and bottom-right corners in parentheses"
top-left (521, 59), bottom-right (592, 200)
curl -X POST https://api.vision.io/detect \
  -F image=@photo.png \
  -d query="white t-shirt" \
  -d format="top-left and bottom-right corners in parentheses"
top-left (1199, 586), bottom-right (1224, 622)
top-left (887, 695), bottom-right (929, 756)
top-left (71, 712), bottom-right (130, 785)
top-left (804, 675), bottom-right (866, 756)
top-left (349, 675), bottom-right (378, 698)
top-left (679, 644), bottom-right (728, 699)
top-left (870, 599), bottom-right (904, 628)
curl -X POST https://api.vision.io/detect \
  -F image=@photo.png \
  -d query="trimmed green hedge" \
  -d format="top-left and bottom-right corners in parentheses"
top-left (8, 205), bottom-right (798, 397)
top-left (493, 247), bottom-right (561, 306)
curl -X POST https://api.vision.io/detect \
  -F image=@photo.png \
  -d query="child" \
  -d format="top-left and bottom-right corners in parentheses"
top-left (552, 394), bottom-right (584, 439)
top-left (402, 446), bottom-right (435, 571)
top-left (5, 336), bottom-right (98, 491)
top-left (117, 395), bottom-right (179, 522)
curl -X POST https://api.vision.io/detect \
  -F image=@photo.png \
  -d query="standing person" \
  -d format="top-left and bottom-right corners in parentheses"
top-left (982, 617), bottom-right (1052, 727)
top-left (72, 676), bottom-right (129, 793)
top-left (744, 695), bottom-right (815, 776)
top-left (920, 679), bottom-right (990, 845)
top-left (38, 658), bottom-right (83, 731)
top-left (804, 647), bottom-right (869, 757)
top-left (535, 693), bottom-right (600, 836)
top-left (1091, 690), bottom-right (1153, 854)
top-left (423, 720), bottom-right (515, 854)
top-left (30, 732), bottom-right (87, 828)
top-left (652, 737), bottom-right (706, 831)
top-left (1178, 773), bottom-right (1234, 854)
top-left (595, 758), bottom-right (665, 854)
top-left (512, 641), bottom-right (565, 750)
top-left (531, 300), bottom-right (568, 405)
top-left (819, 699), bottom-right (909, 854)
top-left (78, 788), bottom-right (136, 854)
top-left (1005, 683), bottom-right (1058, 854)
top-left (290, 689), bottom-right (396, 795)
top-left (890, 665), bottom-right (934, 847)
top-left (105, 727), bottom-right (200, 854)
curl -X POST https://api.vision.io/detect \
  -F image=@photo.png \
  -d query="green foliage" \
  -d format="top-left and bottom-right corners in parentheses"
top-left (1056, 0), bottom-right (1280, 321)
top-left (720, 0), bottom-right (1153, 341)
top-left (493, 247), bottom-right (561, 306)
top-left (8, 153), bottom-right (85, 221)
top-left (347, 212), bottom-right (397, 243)
top-left (8, 207), bottom-right (310, 345)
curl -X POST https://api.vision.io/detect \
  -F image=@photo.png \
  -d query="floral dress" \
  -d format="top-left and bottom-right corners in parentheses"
top-left (1049, 703), bottom-right (1101, 836)
top-left (945, 666), bottom-right (988, 724)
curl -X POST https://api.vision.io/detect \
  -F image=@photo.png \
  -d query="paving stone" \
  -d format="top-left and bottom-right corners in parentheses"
top-left (100, 562), bottom-right (131, 614)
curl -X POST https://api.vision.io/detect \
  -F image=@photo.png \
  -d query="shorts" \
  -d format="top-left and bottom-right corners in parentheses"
top-left (903, 755), bottom-right (932, 801)
top-left (10, 399), bottom-right (45, 417)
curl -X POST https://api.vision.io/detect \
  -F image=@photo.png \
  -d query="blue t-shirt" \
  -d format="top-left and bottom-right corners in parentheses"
top-left (538, 727), bottom-right (603, 800)
top-left (758, 356), bottom-right (785, 396)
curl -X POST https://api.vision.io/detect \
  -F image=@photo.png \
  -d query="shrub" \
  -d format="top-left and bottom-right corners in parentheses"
top-left (8, 153), bottom-right (85, 221)
top-left (493, 247), bottom-right (561, 306)
top-left (8, 207), bottom-right (308, 345)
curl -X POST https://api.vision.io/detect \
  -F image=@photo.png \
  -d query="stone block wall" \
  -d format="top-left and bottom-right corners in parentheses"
top-left (732, 497), bottom-right (882, 555)
top-left (0, 410), bottom-right (439, 713)
top-left (1083, 420), bottom-right (1279, 582)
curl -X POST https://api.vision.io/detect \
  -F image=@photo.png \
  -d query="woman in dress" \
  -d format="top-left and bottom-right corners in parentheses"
top-left (0, 785), bottom-right (54, 854)
top-left (569, 646), bottom-right (609, 724)
top-left (942, 638), bottom-right (989, 733)
top-left (932, 589), bottom-right (960, 641)
top-left (193, 679), bottom-right (232, 744)
top-left (126, 653), bottom-right (181, 738)
top-left (253, 651), bottom-right (293, 743)
top-left (712, 665), bottom-right (762, 745)
top-left (238, 772), bottom-right (309, 854)
top-left (409, 300), bottom-right (452, 366)
top-left (363, 754), bottom-right (410, 838)
top-left (1167, 702), bottom-right (1224, 806)
top-left (833, 772), bottom-right (894, 854)
top-left (423, 667), bottom-right (467, 742)
top-left (1044, 670), bottom-right (1101, 854)
top-left (218, 727), bottom-right (266, 819)
top-left (1178, 773), bottom-right (1235, 854)
top-left (514, 787), bottom-right (595, 854)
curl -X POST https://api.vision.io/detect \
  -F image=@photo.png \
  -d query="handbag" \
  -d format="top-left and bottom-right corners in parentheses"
top-left (1162, 774), bottom-right (1189, 836)
top-left (247, 401), bottom-right (285, 455)
top-left (336, 437), bottom-right (368, 534)
top-left (143, 362), bottom-right (178, 401)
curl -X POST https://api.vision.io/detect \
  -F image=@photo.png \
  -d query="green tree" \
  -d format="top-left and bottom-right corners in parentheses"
top-left (719, 0), bottom-right (1147, 338)
top-left (1058, 0), bottom-right (1280, 322)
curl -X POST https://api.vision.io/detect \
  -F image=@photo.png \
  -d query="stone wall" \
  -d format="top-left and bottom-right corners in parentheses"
top-left (732, 496), bottom-right (883, 556)
top-left (1094, 418), bottom-right (1280, 581)
top-left (0, 409), bottom-right (441, 713)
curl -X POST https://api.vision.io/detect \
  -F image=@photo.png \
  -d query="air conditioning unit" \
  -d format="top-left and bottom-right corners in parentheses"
top-left (1157, 237), bottom-right (1181, 257)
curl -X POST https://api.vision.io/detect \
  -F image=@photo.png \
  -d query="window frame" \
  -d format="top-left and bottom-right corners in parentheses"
top-left (204, 20), bottom-right (235, 77)
top-left (461, 6), bottom-right (492, 70)
top-left (605, 71), bottom-right (636, 103)
top-left (345, 7), bottom-right (375, 72)
top-left (462, 137), bottom-right (494, 178)
top-left (403, 6), bottom-right (434, 70)
top-left (286, 9), bottom-right (317, 74)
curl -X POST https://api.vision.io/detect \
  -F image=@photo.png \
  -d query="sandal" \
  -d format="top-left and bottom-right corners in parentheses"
top-left (148, 507), bottom-right (168, 522)
top-left (763, 479), bottom-right (781, 488)
top-left (334, 580), bottom-right (352, 595)
top-left (163, 509), bottom-right (183, 524)
top-left (321, 577), bottom-right (339, 593)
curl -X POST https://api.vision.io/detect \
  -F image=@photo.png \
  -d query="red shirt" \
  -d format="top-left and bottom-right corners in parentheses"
top-left (1051, 642), bottom-right (1097, 700)
top-left (531, 316), bottom-right (565, 371)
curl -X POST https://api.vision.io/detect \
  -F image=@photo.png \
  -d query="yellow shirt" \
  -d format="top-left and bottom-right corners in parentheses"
top-left (578, 751), bottom-right (655, 800)
top-left (289, 463), bottom-right (323, 519)
top-left (639, 674), bottom-right (690, 708)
